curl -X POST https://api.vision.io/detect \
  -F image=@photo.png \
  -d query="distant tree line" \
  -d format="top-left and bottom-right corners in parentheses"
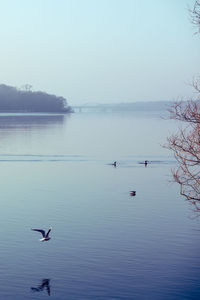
top-left (108, 101), bottom-right (170, 111)
top-left (0, 84), bottom-right (72, 113)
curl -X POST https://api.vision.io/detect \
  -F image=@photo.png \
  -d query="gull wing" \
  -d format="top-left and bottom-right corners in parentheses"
top-left (31, 228), bottom-right (46, 238)
top-left (31, 287), bottom-right (40, 292)
top-left (47, 285), bottom-right (51, 296)
top-left (46, 228), bottom-right (52, 237)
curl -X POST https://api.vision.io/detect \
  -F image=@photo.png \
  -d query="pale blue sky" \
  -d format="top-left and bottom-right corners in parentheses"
top-left (0, 0), bottom-right (199, 104)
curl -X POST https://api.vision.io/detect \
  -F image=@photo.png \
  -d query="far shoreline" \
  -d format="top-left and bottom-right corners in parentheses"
top-left (0, 110), bottom-right (74, 115)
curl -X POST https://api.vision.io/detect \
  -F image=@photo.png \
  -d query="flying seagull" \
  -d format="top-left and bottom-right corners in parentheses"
top-left (31, 227), bottom-right (52, 242)
top-left (31, 279), bottom-right (51, 296)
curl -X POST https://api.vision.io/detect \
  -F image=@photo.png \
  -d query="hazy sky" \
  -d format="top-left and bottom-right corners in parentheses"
top-left (0, 0), bottom-right (199, 105)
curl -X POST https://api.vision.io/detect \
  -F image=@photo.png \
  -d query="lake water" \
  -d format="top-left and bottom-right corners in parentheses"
top-left (0, 111), bottom-right (199, 300)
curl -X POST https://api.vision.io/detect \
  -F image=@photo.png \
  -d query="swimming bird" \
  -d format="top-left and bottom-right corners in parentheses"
top-left (31, 227), bottom-right (52, 242)
top-left (130, 191), bottom-right (136, 196)
top-left (112, 161), bottom-right (117, 167)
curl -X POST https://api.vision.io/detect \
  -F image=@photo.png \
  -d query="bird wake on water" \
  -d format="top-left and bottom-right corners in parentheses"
top-left (31, 227), bottom-right (52, 242)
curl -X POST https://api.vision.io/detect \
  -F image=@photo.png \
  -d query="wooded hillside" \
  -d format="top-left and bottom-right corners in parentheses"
top-left (0, 84), bottom-right (72, 113)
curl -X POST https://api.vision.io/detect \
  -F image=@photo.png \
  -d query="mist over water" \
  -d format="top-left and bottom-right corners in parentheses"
top-left (0, 112), bottom-right (199, 300)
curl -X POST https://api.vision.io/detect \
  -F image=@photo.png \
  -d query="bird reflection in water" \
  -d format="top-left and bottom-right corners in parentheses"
top-left (31, 279), bottom-right (51, 296)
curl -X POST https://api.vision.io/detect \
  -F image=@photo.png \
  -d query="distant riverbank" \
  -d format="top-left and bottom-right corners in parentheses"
top-left (0, 84), bottom-right (72, 113)
top-left (72, 100), bottom-right (171, 113)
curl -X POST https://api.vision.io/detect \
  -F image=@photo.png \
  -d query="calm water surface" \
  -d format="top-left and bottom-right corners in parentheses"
top-left (0, 112), bottom-right (199, 300)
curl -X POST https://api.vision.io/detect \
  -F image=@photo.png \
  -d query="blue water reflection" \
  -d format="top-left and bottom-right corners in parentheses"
top-left (0, 112), bottom-right (199, 299)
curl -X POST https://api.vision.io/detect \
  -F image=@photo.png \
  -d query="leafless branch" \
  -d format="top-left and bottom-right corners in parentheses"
top-left (189, 0), bottom-right (200, 34)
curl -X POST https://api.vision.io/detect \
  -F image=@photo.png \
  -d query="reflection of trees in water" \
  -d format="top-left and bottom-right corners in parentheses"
top-left (0, 114), bottom-right (68, 129)
top-left (0, 114), bottom-right (70, 150)
top-left (0, 114), bottom-right (70, 141)
top-left (31, 279), bottom-right (51, 296)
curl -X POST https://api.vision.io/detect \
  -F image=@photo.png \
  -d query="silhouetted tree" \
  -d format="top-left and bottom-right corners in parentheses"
top-left (167, 98), bottom-right (200, 205)
top-left (166, 1), bottom-right (200, 212)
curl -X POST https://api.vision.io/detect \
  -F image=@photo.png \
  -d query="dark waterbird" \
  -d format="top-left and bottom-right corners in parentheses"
top-left (130, 191), bottom-right (136, 196)
top-left (31, 227), bottom-right (52, 242)
top-left (31, 279), bottom-right (51, 296)
top-left (139, 160), bottom-right (148, 167)
top-left (112, 161), bottom-right (117, 167)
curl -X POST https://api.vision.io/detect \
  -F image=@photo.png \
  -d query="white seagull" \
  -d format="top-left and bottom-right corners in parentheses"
top-left (31, 227), bottom-right (52, 242)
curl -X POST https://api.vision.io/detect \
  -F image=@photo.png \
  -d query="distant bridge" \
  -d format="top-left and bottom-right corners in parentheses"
top-left (71, 101), bottom-right (169, 113)
top-left (71, 104), bottom-right (114, 112)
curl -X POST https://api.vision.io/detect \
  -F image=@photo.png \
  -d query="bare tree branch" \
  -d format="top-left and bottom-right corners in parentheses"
top-left (189, 0), bottom-right (200, 34)
top-left (166, 97), bottom-right (200, 210)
